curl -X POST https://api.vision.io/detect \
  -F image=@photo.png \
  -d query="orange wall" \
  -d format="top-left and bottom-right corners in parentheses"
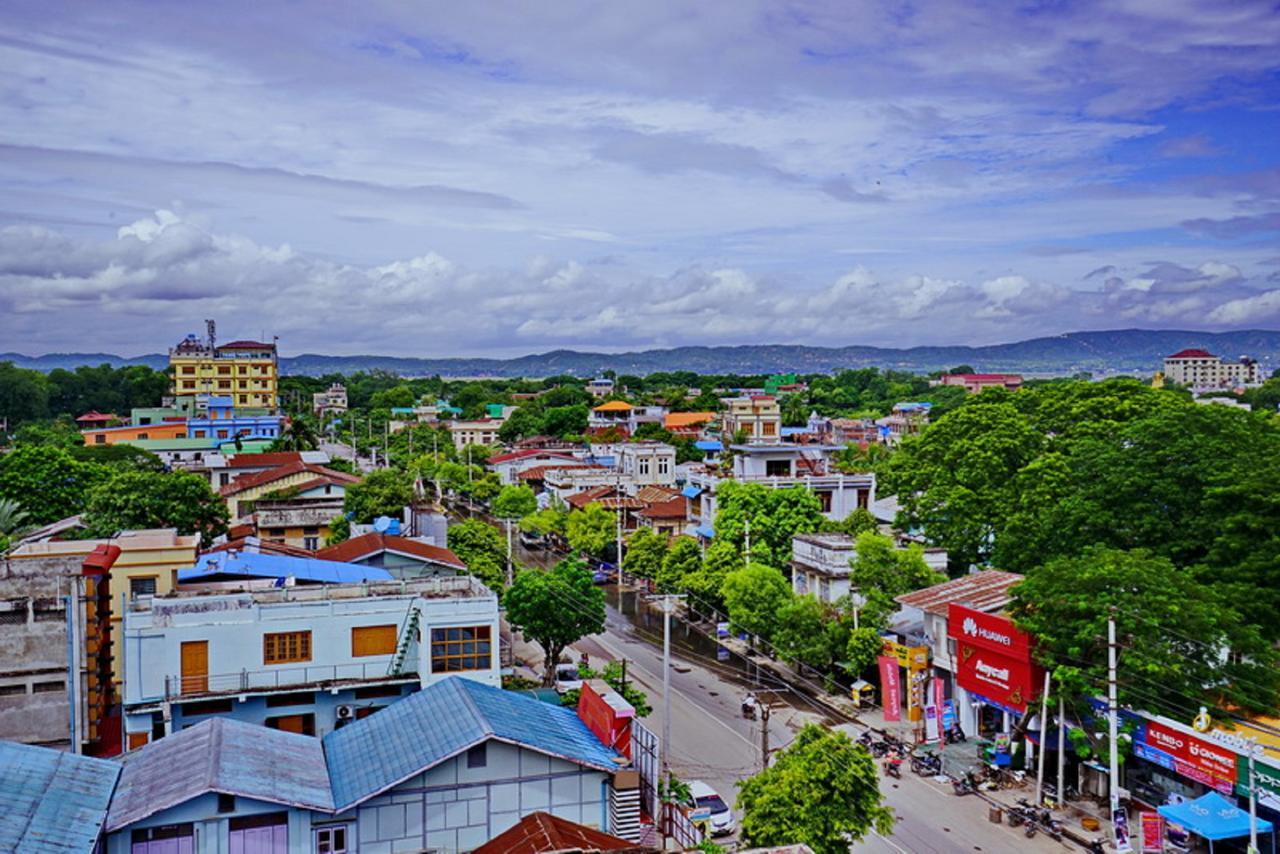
top-left (82, 422), bottom-right (188, 445)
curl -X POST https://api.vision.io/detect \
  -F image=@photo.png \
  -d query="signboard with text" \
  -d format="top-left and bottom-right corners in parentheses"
top-left (1135, 720), bottom-right (1237, 793)
top-left (947, 604), bottom-right (1042, 714)
top-left (879, 656), bottom-right (901, 722)
top-left (1140, 812), bottom-right (1164, 853)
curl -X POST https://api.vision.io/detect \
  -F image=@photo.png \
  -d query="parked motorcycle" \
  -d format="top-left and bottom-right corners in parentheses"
top-left (951, 771), bottom-right (978, 796)
top-left (911, 753), bottom-right (942, 776)
top-left (882, 753), bottom-right (903, 779)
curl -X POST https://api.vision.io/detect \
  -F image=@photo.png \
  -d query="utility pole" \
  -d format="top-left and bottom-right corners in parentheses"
top-left (760, 703), bottom-right (771, 772)
top-left (1108, 612), bottom-right (1128, 853)
top-left (651, 591), bottom-right (685, 847)
top-left (505, 518), bottom-right (514, 588)
top-left (615, 492), bottom-right (623, 612)
top-left (1057, 691), bottom-right (1066, 810)
top-left (619, 658), bottom-right (627, 694)
top-left (1249, 738), bottom-right (1261, 854)
top-left (1035, 669), bottom-right (1051, 806)
top-left (744, 517), bottom-right (751, 561)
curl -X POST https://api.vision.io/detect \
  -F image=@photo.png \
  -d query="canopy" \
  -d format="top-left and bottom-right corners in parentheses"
top-left (681, 485), bottom-right (703, 499)
top-left (1158, 791), bottom-right (1274, 841)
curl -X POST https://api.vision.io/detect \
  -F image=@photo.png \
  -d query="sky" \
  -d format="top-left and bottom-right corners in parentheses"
top-left (1, 1), bottom-right (1279, 358)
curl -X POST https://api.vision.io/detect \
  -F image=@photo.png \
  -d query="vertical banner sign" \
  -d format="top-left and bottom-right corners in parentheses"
top-left (879, 656), bottom-right (901, 722)
top-left (1114, 808), bottom-right (1132, 853)
top-left (1140, 812), bottom-right (1164, 853)
top-left (934, 677), bottom-right (946, 744)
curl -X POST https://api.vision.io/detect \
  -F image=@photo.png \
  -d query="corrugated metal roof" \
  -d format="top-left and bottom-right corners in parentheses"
top-left (473, 811), bottom-right (639, 854)
top-left (894, 570), bottom-right (1024, 616)
top-left (324, 677), bottom-right (621, 810)
top-left (180, 551), bottom-right (394, 584)
top-left (106, 717), bottom-right (333, 831)
top-left (0, 741), bottom-right (120, 853)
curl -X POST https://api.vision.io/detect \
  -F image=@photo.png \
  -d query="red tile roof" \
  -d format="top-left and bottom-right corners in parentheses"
top-left (639, 496), bottom-right (689, 519)
top-left (75, 411), bottom-right (117, 423)
top-left (894, 570), bottom-right (1024, 617)
top-left (314, 533), bottom-right (466, 570)
top-left (473, 812), bottom-right (642, 854)
top-left (565, 486), bottom-right (618, 509)
top-left (946, 373), bottom-right (1023, 381)
top-left (217, 340), bottom-right (275, 350)
top-left (1168, 348), bottom-right (1215, 359)
top-left (634, 485), bottom-right (680, 504)
top-left (518, 464), bottom-right (604, 481)
top-left (220, 462), bottom-right (360, 496)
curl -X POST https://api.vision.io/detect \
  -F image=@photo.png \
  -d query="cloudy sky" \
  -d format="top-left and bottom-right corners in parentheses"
top-left (1, 1), bottom-right (1279, 357)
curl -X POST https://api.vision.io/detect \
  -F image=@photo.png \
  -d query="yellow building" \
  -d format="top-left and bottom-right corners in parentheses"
top-left (169, 333), bottom-right (278, 409)
top-left (8, 529), bottom-right (200, 698)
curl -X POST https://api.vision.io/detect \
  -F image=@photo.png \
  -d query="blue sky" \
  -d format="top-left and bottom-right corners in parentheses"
top-left (1, 1), bottom-right (1278, 356)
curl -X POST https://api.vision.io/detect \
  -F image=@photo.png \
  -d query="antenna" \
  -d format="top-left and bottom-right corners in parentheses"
top-left (205, 319), bottom-right (216, 349)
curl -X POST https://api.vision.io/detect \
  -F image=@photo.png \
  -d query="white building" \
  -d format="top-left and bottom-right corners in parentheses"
top-left (312, 383), bottom-right (348, 417)
top-left (616, 442), bottom-right (677, 490)
top-left (1163, 348), bottom-right (1261, 389)
top-left (791, 532), bottom-right (948, 604)
top-left (720, 395), bottom-right (782, 443)
top-left (587, 377), bottom-right (616, 398)
top-left (450, 419), bottom-right (504, 450)
top-left (121, 575), bottom-right (499, 747)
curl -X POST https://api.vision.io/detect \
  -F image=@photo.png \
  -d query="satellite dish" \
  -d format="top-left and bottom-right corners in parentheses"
top-left (373, 516), bottom-right (391, 533)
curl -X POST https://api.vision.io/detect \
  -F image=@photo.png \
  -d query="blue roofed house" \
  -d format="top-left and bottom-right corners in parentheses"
top-left (99, 676), bottom-right (643, 854)
top-left (0, 741), bottom-right (121, 853)
top-left (121, 575), bottom-right (500, 749)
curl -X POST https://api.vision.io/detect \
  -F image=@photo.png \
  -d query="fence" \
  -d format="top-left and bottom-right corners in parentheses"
top-left (163, 661), bottom-right (411, 700)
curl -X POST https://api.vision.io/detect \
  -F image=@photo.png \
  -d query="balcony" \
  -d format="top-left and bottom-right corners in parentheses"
top-left (154, 660), bottom-right (416, 704)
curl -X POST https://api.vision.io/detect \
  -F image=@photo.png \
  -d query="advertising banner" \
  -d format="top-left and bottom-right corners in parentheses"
top-left (1140, 811), bottom-right (1164, 852)
top-left (934, 677), bottom-right (946, 740)
top-left (948, 604), bottom-right (1033, 658)
top-left (1138, 720), bottom-right (1237, 793)
top-left (879, 656), bottom-right (901, 722)
top-left (1236, 752), bottom-right (1280, 808)
top-left (954, 644), bottom-right (1040, 713)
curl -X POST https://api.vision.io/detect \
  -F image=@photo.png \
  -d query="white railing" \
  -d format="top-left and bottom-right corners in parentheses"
top-left (159, 660), bottom-right (413, 701)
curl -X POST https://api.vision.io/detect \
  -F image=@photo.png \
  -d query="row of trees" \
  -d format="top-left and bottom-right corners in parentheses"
top-left (0, 361), bottom-right (169, 427)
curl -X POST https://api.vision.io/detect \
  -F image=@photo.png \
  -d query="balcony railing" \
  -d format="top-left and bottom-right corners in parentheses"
top-left (157, 660), bottom-right (414, 702)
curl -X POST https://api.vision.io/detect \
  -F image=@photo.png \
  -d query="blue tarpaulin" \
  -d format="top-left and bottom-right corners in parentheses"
top-left (694, 524), bottom-right (715, 539)
top-left (694, 440), bottom-right (722, 452)
top-left (681, 485), bottom-right (703, 499)
top-left (1159, 791), bottom-right (1274, 841)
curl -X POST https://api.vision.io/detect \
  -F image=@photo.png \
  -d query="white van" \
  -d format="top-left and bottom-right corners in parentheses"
top-left (688, 780), bottom-right (735, 836)
top-left (554, 662), bottom-right (583, 695)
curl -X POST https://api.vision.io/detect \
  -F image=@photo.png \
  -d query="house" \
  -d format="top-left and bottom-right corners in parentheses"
top-left (205, 449), bottom-right (331, 490)
top-left (186, 395), bottom-right (282, 441)
top-left (7, 530), bottom-right (200, 706)
top-left (177, 550), bottom-right (396, 586)
top-left (663, 411), bottom-right (716, 438)
top-left (587, 377), bottom-right (616, 398)
top-left (219, 461), bottom-right (359, 519)
top-left (81, 420), bottom-right (190, 446)
top-left (313, 382), bottom-right (349, 417)
top-left (121, 574), bottom-right (500, 747)
top-left (616, 442), bottom-right (677, 490)
top-left (790, 532), bottom-right (947, 604)
top-left (489, 449), bottom-right (585, 485)
top-left (636, 495), bottom-right (690, 540)
top-left (314, 532), bottom-right (468, 578)
top-left (474, 812), bottom-right (646, 854)
top-left (936, 373), bottom-right (1023, 394)
top-left (169, 327), bottom-right (279, 409)
top-left (450, 418), bottom-right (504, 451)
top-left (720, 396), bottom-right (781, 443)
top-left (251, 498), bottom-right (346, 550)
top-left (102, 676), bottom-right (643, 852)
top-left (75, 410), bottom-right (118, 429)
top-left (589, 400), bottom-right (634, 432)
top-left (875, 402), bottom-right (931, 444)
top-left (0, 741), bottom-right (121, 853)
top-left (1162, 348), bottom-right (1261, 389)
top-left (542, 466), bottom-right (618, 503)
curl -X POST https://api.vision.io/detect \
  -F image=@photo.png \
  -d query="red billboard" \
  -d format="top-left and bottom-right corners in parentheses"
top-left (1141, 720), bottom-right (1237, 792)
top-left (948, 604), bottom-right (1042, 713)
top-left (879, 656), bottom-right (901, 722)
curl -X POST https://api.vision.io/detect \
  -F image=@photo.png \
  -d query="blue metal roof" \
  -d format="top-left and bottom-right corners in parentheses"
top-left (0, 741), bottom-right (120, 852)
top-left (694, 440), bottom-right (722, 452)
top-left (180, 551), bottom-right (394, 585)
top-left (680, 485), bottom-right (703, 499)
top-left (323, 676), bottom-right (620, 810)
top-left (779, 426), bottom-right (808, 437)
top-left (694, 524), bottom-right (715, 539)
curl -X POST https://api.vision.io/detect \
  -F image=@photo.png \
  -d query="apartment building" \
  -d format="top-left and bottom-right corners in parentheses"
top-left (450, 418), bottom-right (504, 450)
top-left (312, 382), bottom-right (349, 416)
top-left (936, 373), bottom-right (1023, 394)
top-left (616, 442), bottom-right (677, 490)
top-left (720, 395), bottom-right (782, 443)
top-left (170, 332), bottom-right (279, 409)
top-left (121, 574), bottom-right (500, 748)
top-left (1162, 348), bottom-right (1261, 389)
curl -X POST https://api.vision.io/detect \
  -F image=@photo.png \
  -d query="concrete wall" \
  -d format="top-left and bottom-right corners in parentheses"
top-left (0, 555), bottom-right (76, 746)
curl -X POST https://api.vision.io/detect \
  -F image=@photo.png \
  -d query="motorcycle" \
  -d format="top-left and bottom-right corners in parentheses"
top-left (741, 701), bottom-right (757, 720)
top-left (952, 771), bottom-right (978, 796)
top-left (944, 724), bottom-right (967, 744)
top-left (882, 753), bottom-right (903, 779)
top-left (911, 753), bottom-right (942, 776)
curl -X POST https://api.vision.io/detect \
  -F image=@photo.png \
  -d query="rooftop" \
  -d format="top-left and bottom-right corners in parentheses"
top-left (593, 400), bottom-right (633, 412)
top-left (0, 741), bottom-right (120, 853)
top-left (894, 570), bottom-right (1024, 617)
top-left (138, 574), bottom-right (494, 614)
top-left (664, 411), bottom-right (715, 429)
top-left (314, 532), bottom-right (467, 570)
top-left (474, 812), bottom-right (643, 854)
top-left (178, 551), bottom-right (396, 585)
top-left (217, 340), bottom-right (276, 350)
top-left (794, 532), bottom-right (856, 549)
top-left (220, 461), bottom-right (359, 496)
top-left (1168, 348), bottom-right (1216, 359)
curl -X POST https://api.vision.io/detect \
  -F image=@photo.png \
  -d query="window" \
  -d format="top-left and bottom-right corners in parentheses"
top-left (33, 681), bottom-right (63, 693)
top-left (131, 824), bottom-right (194, 854)
top-left (0, 683), bottom-right (25, 696)
top-left (94, 434), bottom-right (106, 445)
top-left (467, 743), bottom-right (487, 768)
top-left (263, 631), bottom-right (311, 665)
top-left (351, 624), bottom-right (397, 657)
top-left (182, 366), bottom-right (195, 374)
top-left (181, 698), bottom-right (232, 716)
top-left (353, 684), bottom-right (403, 699)
top-left (265, 713), bottom-right (315, 735)
top-left (218, 380), bottom-right (231, 389)
top-left (315, 825), bottom-right (350, 854)
top-left (761, 422), bottom-right (778, 437)
top-left (658, 459), bottom-right (670, 475)
top-left (430, 626), bottom-right (492, 672)
top-left (303, 537), bottom-right (319, 551)
top-left (638, 458), bottom-right (650, 476)
top-left (229, 813), bottom-right (287, 852)
top-left (765, 459), bottom-right (791, 478)
top-left (218, 365), bottom-right (231, 375)
top-left (815, 491), bottom-right (832, 513)
top-left (130, 577), bottom-right (157, 598)
top-left (265, 691), bottom-right (313, 708)
top-left (217, 793), bottom-right (236, 813)
top-left (355, 705), bottom-right (383, 720)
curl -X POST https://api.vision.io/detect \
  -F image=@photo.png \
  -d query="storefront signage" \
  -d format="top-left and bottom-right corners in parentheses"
top-left (1139, 811), bottom-right (1163, 852)
top-left (953, 646), bottom-right (1040, 713)
top-left (879, 656), bottom-right (901, 722)
top-left (948, 604), bottom-right (1032, 658)
top-left (1137, 720), bottom-right (1236, 794)
top-left (1235, 752), bottom-right (1280, 807)
top-left (880, 638), bottom-right (930, 670)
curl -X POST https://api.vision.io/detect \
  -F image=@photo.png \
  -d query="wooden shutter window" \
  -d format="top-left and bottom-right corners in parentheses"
top-left (351, 624), bottom-right (397, 657)
top-left (263, 631), bottom-right (312, 664)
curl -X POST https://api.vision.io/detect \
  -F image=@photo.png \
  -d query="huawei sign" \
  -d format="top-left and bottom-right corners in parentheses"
top-left (961, 615), bottom-right (1013, 647)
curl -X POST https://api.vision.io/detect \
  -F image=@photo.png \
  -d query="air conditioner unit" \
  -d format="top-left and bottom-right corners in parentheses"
top-left (336, 704), bottom-right (355, 720)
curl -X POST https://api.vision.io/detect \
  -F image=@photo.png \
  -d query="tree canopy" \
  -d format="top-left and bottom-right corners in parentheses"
top-left (504, 558), bottom-right (606, 685)
top-left (0, 445), bottom-right (110, 524)
top-left (343, 468), bottom-right (413, 523)
top-left (722, 563), bottom-right (792, 639)
top-left (566, 503), bottom-right (616, 557)
top-left (82, 469), bottom-right (229, 546)
top-left (714, 482), bottom-right (822, 569)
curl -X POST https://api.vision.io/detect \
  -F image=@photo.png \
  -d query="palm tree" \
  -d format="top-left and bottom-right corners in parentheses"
top-left (271, 418), bottom-right (319, 452)
top-left (0, 498), bottom-right (30, 536)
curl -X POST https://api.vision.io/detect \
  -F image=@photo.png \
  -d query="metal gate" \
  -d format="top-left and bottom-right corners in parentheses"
top-left (632, 720), bottom-right (659, 820)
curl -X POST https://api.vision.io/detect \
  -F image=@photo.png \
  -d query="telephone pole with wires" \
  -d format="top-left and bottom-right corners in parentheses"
top-left (649, 592), bottom-right (685, 847)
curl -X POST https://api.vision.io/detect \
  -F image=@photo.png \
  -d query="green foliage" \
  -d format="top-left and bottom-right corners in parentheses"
top-left (737, 724), bottom-right (892, 854)
top-left (492, 484), bottom-right (538, 520)
top-left (270, 418), bottom-right (319, 452)
top-left (714, 482), bottom-right (822, 568)
top-left (520, 506), bottom-right (568, 538)
top-left (82, 469), bottom-right (229, 546)
top-left (835, 442), bottom-right (893, 478)
top-left (368, 384), bottom-right (416, 410)
top-left (68, 443), bottom-right (165, 471)
top-left (12, 419), bottom-right (82, 448)
top-left (656, 536), bottom-right (701, 593)
top-left (849, 532), bottom-right (945, 602)
top-left (622, 527), bottom-right (668, 580)
top-left (505, 558), bottom-right (606, 685)
top-left (846, 627), bottom-right (885, 676)
top-left (559, 659), bottom-right (653, 717)
top-left (326, 514), bottom-right (351, 546)
top-left (323, 457), bottom-right (356, 475)
top-left (773, 595), bottom-right (854, 672)
top-left (682, 540), bottom-right (742, 613)
top-left (343, 468), bottom-right (413, 523)
top-left (0, 445), bottom-right (110, 524)
top-left (541, 404), bottom-right (589, 438)
top-left (447, 519), bottom-right (508, 592)
top-left (1010, 546), bottom-right (1280, 723)
top-left (0, 361), bottom-right (168, 426)
top-left (722, 563), bottom-right (792, 639)
top-left (566, 503), bottom-right (616, 557)
top-left (0, 498), bottom-right (32, 539)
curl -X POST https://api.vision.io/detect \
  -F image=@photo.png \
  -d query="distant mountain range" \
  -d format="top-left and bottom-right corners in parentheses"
top-left (6, 329), bottom-right (1280, 378)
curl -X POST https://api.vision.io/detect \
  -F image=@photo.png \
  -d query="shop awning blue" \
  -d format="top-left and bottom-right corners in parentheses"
top-left (694, 524), bottom-right (715, 539)
top-left (1024, 728), bottom-right (1077, 752)
top-left (681, 485), bottom-right (703, 499)
top-left (1158, 791), bottom-right (1274, 840)
top-left (694, 440), bottom-right (722, 452)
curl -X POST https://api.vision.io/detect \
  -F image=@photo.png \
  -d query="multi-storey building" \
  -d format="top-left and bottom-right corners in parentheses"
top-left (1162, 348), bottom-right (1261, 389)
top-left (449, 418), bottom-right (504, 450)
top-left (936, 373), bottom-right (1023, 394)
top-left (719, 395), bottom-right (782, 443)
top-left (312, 382), bottom-right (348, 417)
top-left (169, 328), bottom-right (279, 409)
top-left (616, 442), bottom-right (677, 490)
top-left (121, 574), bottom-right (500, 748)
top-left (185, 395), bottom-right (282, 441)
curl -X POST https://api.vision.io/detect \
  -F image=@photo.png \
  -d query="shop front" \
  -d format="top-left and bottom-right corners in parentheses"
top-left (947, 604), bottom-right (1043, 740)
top-left (1131, 718), bottom-right (1238, 807)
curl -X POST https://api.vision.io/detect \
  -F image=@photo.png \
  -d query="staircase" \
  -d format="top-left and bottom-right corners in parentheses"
top-left (387, 604), bottom-right (422, 677)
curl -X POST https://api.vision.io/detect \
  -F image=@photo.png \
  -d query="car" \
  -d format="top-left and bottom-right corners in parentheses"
top-left (688, 780), bottom-right (735, 836)
top-left (519, 530), bottom-right (545, 550)
top-left (553, 662), bottom-right (584, 695)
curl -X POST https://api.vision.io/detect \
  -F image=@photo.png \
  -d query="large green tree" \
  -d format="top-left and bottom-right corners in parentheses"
top-left (0, 445), bottom-right (110, 524)
top-left (656, 536), bottom-right (701, 593)
top-left (566, 503), bottom-right (616, 557)
top-left (343, 468), bottom-right (413, 523)
top-left (721, 563), bottom-right (792, 640)
top-left (622, 527), bottom-right (668, 580)
top-left (492, 484), bottom-right (538, 520)
top-left (773, 595), bottom-right (854, 672)
top-left (737, 724), bottom-right (892, 854)
top-left (505, 559), bottom-right (607, 685)
top-left (714, 482), bottom-right (822, 568)
top-left (1010, 546), bottom-right (1280, 727)
top-left (82, 469), bottom-right (229, 545)
top-left (447, 519), bottom-right (508, 592)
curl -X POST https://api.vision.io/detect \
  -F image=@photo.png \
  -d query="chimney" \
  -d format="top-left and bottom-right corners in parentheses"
top-left (576, 678), bottom-right (635, 759)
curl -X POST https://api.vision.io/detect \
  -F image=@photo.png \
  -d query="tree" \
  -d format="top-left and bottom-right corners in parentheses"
top-left (715, 482), bottom-right (822, 569)
top-left (737, 724), bottom-right (892, 854)
top-left (721, 563), bottom-right (792, 640)
top-left (773, 595), bottom-right (853, 672)
top-left (566, 503), bottom-right (615, 557)
top-left (270, 418), bottom-right (319, 452)
top-left (0, 361), bottom-right (50, 425)
top-left (849, 532), bottom-right (945, 601)
top-left (622, 527), bottom-right (667, 580)
top-left (0, 497), bottom-right (33, 553)
top-left (0, 445), bottom-right (110, 524)
top-left (82, 470), bottom-right (229, 545)
top-left (505, 558), bottom-right (606, 685)
top-left (492, 484), bottom-right (537, 520)
top-left (1010, 546), bottom-right (1280, 728)
top-left (447, 519), bottom-right (508, 592)
top-left (559, 659), bottom-right (653, 717)
top-left (520, 506), bottom-right (568, 539)
top-left (835, 442), bottom-right (893, 478)
top-left (326, 514), bottom-right (351, 546)
top-left (541, 404), bottom-right (589, 438)
top-left (656, 536), bottom-right (701, 593)
top-left (682, 540), bottom-right (742, 613)
top-left (846, 627), bottom-right (885, 676)
top-left (343, 468), bottom-right (413, 523)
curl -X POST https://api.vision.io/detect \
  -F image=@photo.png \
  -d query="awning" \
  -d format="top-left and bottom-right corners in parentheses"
top-left (694, 440), bottom-right (722, 452)
top-left (1158, 791), bottom-right (1274, 840)
top-left (681, 485), bottom-right (703, 499)
top-left (694, 524), bottom-right (715, 539)
top-left (1024, 728), bottom-right (1078, 752)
